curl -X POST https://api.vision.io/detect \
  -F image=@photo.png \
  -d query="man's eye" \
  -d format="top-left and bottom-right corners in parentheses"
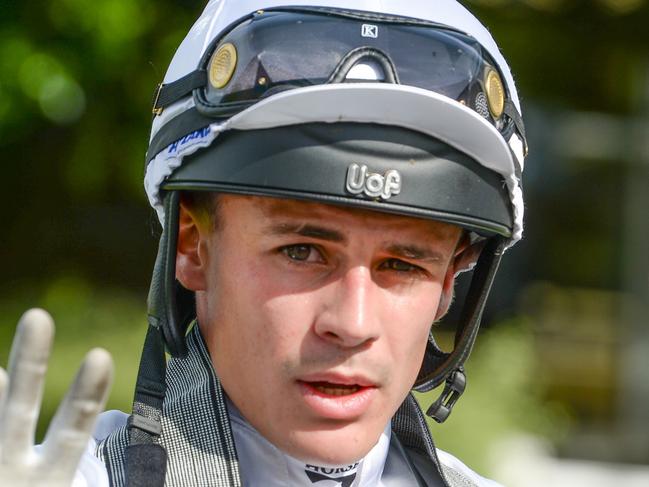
top-left (382, 259), bottom-right (419, 273)
top-left (282, 244), bottom-right (320, 262)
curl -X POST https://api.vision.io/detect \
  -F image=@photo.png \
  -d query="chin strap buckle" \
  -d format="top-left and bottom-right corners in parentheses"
top-left (426, 367), bottom-right (466, 423)
top-left (128, 412), bottom-right (163, 437)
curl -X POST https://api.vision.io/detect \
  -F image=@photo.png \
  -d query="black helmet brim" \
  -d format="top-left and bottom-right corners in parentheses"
top-left (163, 122), bottom-right (513, 238)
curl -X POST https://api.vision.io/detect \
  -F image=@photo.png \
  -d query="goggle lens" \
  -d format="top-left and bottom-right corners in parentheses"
top-left (199, 10), bottom-right (507, 128)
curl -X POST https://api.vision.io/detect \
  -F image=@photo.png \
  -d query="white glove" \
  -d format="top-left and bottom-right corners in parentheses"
top-left (0, 309), bottom-right (114, 487)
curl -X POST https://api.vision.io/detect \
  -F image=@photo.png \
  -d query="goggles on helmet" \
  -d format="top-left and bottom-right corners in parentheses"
top-left (152, 7), bottom-right (525, 150)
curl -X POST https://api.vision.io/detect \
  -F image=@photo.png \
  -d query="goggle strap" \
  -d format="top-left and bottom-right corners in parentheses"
top-left (152, 69), bottom-right (207, 116)
top-left (503, 99), bottom-right (528, 154)
top-left (146, 107), bottom-right (214, 165)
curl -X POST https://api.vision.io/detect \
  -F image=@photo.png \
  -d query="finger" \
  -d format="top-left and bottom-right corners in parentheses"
top-left (0, 308), bottom-right (54, 463)
top-left (0, 367), bottom-right (8, 407)
top-left (41, 348), bottom-right (113, 477)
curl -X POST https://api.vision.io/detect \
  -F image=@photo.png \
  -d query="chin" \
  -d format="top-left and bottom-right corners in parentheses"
top-left (285, 425), bottom-right (383, 466)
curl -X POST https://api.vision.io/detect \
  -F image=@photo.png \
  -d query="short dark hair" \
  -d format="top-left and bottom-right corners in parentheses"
top-left (181, 191), bottom-right (222, 231)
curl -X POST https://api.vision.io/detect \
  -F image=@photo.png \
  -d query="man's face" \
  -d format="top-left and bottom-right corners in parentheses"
top-left (177, 194), bottom-right (466, 465)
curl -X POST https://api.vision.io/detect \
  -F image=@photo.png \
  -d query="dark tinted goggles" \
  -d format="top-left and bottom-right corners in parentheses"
top-left (205, 10), bottom-right (508, 126)
top-left (151, 8), bottom-right (526, 156)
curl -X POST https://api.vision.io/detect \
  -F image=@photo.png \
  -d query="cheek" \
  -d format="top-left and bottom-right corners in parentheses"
top-left (258, 292), bottom-right (319, 360)
top-left (209, 255), bottom-right (313, 368)
top-left (382, 283), bottom-right (442, 374)
top-left (385, 281), bottom-right (442, 328)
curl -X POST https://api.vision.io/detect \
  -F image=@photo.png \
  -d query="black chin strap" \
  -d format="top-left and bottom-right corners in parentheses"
top-left (148, 191), bottom-right (192, 358)
top-left (415, 236), bottom-right (507, 422)
top-left (125, 192), bottom-right (185, 486)
top-left (125, 326), bottom-right (168, 487)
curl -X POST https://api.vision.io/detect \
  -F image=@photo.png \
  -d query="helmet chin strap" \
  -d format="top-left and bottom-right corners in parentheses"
top-left (147, 191), bottom-right (193, 358)
top-left (414, 236), bottom-right (507, 422)
top-left (125, 191), bottom-right (184, 487)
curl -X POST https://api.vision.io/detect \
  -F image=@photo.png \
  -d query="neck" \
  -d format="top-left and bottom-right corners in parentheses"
top-left (227, 398), bottom-right (391, 487)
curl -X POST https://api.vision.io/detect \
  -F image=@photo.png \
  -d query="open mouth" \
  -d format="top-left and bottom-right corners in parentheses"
top-left (308, 381), bottom-right (361, 396)
top-left (297, 378), bottom-right (377, 418)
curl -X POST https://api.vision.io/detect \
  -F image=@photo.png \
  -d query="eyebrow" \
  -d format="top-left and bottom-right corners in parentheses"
top-left (269, 223), bottom-right (346, 243)
top-left (385, 244), bottom-right (445, 263)
top-left (268, 222), bottom-right (446, 262)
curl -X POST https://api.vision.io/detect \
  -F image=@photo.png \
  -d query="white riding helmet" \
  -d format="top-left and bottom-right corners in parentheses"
top-left (140, 0), bottom-right (527, 423)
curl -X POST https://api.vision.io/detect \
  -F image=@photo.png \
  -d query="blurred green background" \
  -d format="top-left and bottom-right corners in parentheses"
top-left (2, 0), bottom-right (649, 484)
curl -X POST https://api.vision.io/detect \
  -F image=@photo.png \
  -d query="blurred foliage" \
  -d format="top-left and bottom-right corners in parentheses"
top-left (466, 0), bottom-right (649, 116)
top-left (471, 0), bottom-right (646, 15)
top-left (1, 0), bottom-right (202, 291)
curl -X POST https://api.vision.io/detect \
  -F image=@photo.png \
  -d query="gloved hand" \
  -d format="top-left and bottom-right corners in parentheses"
top-left (0, 309), bottom-right (114, 487)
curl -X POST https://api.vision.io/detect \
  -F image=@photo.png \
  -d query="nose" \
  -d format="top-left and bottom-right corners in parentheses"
top-left (313, 265), bottom-right (380, 348)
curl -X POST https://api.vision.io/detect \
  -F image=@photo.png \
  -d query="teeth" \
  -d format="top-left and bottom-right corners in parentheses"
top-left (313, 384), bottom-right (360, 396)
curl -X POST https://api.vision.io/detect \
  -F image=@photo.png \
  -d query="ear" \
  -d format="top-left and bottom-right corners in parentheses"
top-left (435, 234), bottom-right (484, 320)
top-left (176, 199), bottom-right (209, 291)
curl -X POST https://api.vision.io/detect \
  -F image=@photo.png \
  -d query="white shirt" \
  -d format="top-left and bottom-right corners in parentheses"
top-left (73, 408), bottom-right (501, 486)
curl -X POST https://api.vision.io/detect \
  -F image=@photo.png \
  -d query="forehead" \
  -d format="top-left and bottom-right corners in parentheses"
top-left (218, 194), bottom-right (462, 241)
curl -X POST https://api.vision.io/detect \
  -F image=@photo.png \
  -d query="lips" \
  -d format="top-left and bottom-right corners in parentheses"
top-left (296, 374), bottom-right (378, 419)
top-left (299, 372), bottom-right (376, 388)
